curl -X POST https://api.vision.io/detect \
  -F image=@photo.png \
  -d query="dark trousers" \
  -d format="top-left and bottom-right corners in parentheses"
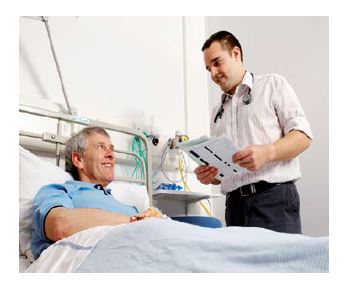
top-left (225, 181), bottom-right (302, 234)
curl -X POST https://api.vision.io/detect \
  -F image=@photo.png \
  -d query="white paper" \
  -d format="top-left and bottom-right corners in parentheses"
top-left (179, 136), bottom-right (243, 180)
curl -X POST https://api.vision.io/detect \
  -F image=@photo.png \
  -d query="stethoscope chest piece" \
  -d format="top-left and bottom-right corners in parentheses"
top-left (214, 72), bottom-right (254, 124)
top-left (242, 92), bottom-right (252, 105)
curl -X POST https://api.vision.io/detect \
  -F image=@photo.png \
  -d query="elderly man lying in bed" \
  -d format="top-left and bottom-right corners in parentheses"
top-left (31, 126), bottom-right (163, 259)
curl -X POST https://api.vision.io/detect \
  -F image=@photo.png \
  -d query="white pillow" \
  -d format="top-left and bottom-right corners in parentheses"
top-left (19, 146), bottom-right (149, 261)
top-left (109, 181), bottom-right (149, 212)
top-left (19, 146), bottom-right (72, 261)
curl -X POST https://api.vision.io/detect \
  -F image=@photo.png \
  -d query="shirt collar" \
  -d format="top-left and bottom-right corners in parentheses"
top-left (221, 71), bottom-right (253, 102)
top-left (65, 180), bottom-right (112, 194)
top-left (241, 71), bottom-right (254, 90)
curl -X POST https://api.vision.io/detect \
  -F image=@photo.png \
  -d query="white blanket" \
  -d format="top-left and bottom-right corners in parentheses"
top-left (25, 225), bottom-right (113, 272)
top-left (26, 219), bottom-right (329, 273)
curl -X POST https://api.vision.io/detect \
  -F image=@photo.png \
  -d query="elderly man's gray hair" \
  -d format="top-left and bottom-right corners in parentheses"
top-left (65, 126), bottom-right (110, 180)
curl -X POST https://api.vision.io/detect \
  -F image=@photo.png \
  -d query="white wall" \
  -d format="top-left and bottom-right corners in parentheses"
top-left (205, 17), bottom-right (328, 236)
top-left (20, 17), bottom-right (211, 152)
top-left (20, 17), bottom-right (184, 139)
top-left (19, 16), bottom-right (213, 215)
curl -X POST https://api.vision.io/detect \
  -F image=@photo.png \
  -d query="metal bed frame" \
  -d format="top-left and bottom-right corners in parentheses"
top-left (19, 104), bottom-right (153, 206)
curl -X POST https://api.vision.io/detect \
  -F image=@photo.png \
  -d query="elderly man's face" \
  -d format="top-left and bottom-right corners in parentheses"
top-left (76, 132), bottom-right (115, 186)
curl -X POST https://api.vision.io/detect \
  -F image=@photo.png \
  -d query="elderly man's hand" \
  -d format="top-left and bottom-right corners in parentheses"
top-left (135, 207), bottom-right (166, 220)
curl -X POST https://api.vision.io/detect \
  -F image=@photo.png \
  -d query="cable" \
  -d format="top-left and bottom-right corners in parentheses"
top-left (130, 136), bottom-right (147, 179)
top-left (158, 139), bottom-right (212, 216)
top-left (160, 144), bottom-right (183, 183)
top-left (177, 155), bottom-right (211, 216)
top-left (206, 199), bottom-right (212, 214)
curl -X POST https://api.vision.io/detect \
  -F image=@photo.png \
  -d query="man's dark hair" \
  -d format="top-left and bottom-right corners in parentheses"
top-left (202, 30), bottom-right (243, 62)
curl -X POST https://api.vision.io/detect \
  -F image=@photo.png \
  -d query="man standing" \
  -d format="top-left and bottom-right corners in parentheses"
top-left (194, 31), bottom-right (312, 234)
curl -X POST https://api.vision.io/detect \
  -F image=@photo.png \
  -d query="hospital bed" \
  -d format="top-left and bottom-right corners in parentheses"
top-left (19, 104), bottom-right (329, 273)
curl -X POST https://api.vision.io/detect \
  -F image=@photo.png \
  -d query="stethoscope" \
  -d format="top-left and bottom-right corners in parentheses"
top-left (214, 73), bottom-right (254, 124)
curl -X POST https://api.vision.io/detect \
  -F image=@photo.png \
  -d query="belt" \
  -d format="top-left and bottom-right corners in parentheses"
top-left (228, 181), bottom-right (292, 197)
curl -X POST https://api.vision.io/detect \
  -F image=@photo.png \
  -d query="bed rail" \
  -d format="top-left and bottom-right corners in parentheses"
top-left (19, 105), bottom-right (153, 205)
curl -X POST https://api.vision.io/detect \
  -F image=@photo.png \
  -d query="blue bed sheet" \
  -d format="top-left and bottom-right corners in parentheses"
top-left (76, 218), bottom-right (328, 272)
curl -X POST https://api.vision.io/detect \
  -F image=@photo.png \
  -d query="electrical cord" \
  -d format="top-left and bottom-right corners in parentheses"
top-left (130, 136), bottom-right (147, 179)
top-left (134, 135), bottom-right (211, 216)
top-left (177, 155), bottom-right (211, 216)
top-left (160, 144), bottom-right (185, 183)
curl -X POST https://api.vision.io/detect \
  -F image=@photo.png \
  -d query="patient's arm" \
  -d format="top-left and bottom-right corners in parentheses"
top-left (45, 207), bottom-right (130, 242)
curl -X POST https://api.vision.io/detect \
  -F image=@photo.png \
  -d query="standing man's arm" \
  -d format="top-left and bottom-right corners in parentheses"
top-left (232, 130), bottom-right (311, 171)
top-left (233, 75), bottom-right (313, 172)
top-left (194, 130), bottom-right (311, 182)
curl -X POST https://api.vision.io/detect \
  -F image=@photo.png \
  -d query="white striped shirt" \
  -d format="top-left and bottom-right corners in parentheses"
top-left (210, 72), bottom-right (313, 194)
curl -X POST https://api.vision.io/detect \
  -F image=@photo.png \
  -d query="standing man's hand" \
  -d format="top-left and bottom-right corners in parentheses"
top-left (194, 165), bottom-right (221, 185)
top-left (232, 144), bottom-right (275, 171)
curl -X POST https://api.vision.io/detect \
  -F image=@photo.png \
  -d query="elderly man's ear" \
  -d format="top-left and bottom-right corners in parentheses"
top-left (71, 152), bottom-right (84, 170)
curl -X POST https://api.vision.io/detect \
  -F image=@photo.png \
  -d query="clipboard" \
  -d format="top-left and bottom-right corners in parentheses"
top-left (179, 135), bottom-right (244, 180)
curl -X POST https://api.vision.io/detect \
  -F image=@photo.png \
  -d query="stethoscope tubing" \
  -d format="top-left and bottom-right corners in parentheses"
top-left (214, 72), bottom-right (254, 124)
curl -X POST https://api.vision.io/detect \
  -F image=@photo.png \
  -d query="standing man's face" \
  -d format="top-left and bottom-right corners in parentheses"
top-left (73, 133), bottom-right (115, 186)
top-left (203, 41), bottom-right (242, 94)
